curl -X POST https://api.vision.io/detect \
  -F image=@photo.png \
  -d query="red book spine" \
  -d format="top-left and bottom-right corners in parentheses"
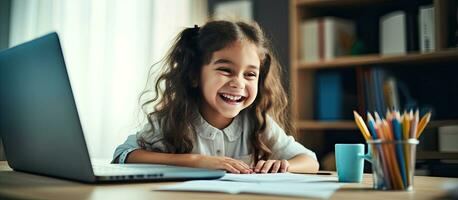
top-left (318, 19), bottom-right (325, 60)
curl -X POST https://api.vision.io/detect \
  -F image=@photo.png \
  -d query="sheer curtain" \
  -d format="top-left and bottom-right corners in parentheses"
top-left (9, 0), bottom-right (207, 159)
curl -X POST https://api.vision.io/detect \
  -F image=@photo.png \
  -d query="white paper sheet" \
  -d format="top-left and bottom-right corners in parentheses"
top-left (157, 173), bottom-right (343, 199)
top-left (157, 180), bottom-right (343, 199)
top-left (219, 172), bottom-right (337, 182)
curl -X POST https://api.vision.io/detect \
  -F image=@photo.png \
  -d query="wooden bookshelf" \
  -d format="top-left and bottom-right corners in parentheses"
top-left (290, 0), bottom-right (458, 170)
top-left (298, 50), bottom-right (458, 69)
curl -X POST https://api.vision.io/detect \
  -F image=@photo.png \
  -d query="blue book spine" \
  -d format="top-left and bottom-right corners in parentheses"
top-left (316, 71), bottom-right (342, 120)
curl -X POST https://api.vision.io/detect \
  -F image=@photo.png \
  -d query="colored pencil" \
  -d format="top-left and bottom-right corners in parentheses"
top-left (416, 112), bottom-right (431, 138)
top-left (391, 111), bottom-right (407, 188)
top-left (353, 111), bottom-right (371, 141)
top-left (402, 111), bottom-right (410, 140)
top-left (409, 110), bottom-right (418, 139)
top-left (401, 110), bottom-right (411, 183)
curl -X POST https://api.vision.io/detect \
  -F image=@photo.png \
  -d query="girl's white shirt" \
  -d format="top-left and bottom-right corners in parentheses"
top-left (113, 110), bottom-right (317, 165)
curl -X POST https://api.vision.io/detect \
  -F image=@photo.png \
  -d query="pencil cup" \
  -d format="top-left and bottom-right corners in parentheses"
top-left (335, 144), bottom-right (370, 183)
top-left (366, 139), bottom-right (419, 191)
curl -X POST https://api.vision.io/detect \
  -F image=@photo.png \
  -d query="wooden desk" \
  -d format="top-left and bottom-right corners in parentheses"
top-left (0, 161), bottom-right (456, 200)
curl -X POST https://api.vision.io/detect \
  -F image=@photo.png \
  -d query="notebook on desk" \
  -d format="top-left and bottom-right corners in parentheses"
top-left (0, 32), bottom-right (225, 183)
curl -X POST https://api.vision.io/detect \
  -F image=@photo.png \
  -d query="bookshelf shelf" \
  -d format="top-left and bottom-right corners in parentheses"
top-left (296, 120), bottom-right (458, 131)
top-left (297, 0), bottom-right (394, 7)
top-left (429, 120), bottom-right (458, 128)
top-left (298, 50), bottom-right (458, 69)
top-left (417, 151), bottom-right (458, 160)
top-left (296, 120), bottom-right (357, 130)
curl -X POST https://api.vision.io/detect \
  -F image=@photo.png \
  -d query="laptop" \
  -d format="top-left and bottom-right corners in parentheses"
top-left (0, 32), bottom-right (225, 183)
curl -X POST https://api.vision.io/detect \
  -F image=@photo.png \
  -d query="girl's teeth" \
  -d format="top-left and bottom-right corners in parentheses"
top-left (222, 94), bottom-right (241, 100)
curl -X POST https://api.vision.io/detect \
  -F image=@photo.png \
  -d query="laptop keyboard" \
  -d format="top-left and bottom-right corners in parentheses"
top-left (92, 163), bottom-right (163, 176)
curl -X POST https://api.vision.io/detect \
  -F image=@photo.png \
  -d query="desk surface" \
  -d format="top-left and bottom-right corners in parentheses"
top-left (0, 161), bottom-right (456, 200)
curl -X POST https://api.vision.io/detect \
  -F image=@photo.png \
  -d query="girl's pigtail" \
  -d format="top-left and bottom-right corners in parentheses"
top-left (158, 25), bottom-right (202, 153)
top-left (169, 25), bottom-right (201, 72)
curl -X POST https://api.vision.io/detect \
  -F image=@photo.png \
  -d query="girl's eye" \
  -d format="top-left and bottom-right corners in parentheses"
top-left (217, 68), bottom-right (231, 74)
top-left (245, 72), bottom-right (257, 79)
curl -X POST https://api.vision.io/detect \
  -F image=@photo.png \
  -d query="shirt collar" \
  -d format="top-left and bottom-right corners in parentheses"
top-left (194, 110), bottom-right (243, 142)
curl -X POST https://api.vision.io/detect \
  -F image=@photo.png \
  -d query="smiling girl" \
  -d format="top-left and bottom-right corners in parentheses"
top-left (113, 20), bottom-right (319, 174)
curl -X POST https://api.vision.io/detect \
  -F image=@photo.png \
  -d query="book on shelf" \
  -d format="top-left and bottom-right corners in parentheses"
top-left (383, 77), bottom-right (400, 111)
top-left (301, 19), bottom-right (319, 62)
top-left (300, 17), bottom-right (355, 62)
top-left (419, 5), bottom-right (436, 52)
top-left (439, 125), bottom-right (458, 153)
top-left (315, 70), bottom-right (343, 120)
top-left (380, 11), bottom-right (407, 55)
top-left (372, 68), bottom-right (387, 114)
top-left (359, 68), bottom-right (400, 114)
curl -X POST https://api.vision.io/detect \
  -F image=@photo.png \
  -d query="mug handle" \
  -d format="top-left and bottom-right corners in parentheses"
top-left (358, 144), bottom-right (372, 163)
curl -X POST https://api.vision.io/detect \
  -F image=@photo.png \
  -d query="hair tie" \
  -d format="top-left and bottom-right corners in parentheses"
top-left (193, 25), bottom-right (200, 35)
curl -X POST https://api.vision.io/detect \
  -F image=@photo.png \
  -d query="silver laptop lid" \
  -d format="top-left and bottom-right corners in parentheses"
top-left (0, 32), bottom-right (96, 182)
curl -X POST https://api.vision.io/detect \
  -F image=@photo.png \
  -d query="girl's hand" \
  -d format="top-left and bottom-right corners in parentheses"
top-left (254, 159), bottom-right (289, 173)
top-left (196, 155), bottom-right (253, 174)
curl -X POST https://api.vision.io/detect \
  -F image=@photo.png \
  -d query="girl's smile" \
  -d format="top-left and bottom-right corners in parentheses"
top-left (199, 40), bottom-right (260, 129)
top-left (218, 93), bottom-right (246, 104)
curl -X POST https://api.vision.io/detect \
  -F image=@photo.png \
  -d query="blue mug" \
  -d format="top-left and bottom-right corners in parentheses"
top-left (335, 144), bottom-right (371, 183)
